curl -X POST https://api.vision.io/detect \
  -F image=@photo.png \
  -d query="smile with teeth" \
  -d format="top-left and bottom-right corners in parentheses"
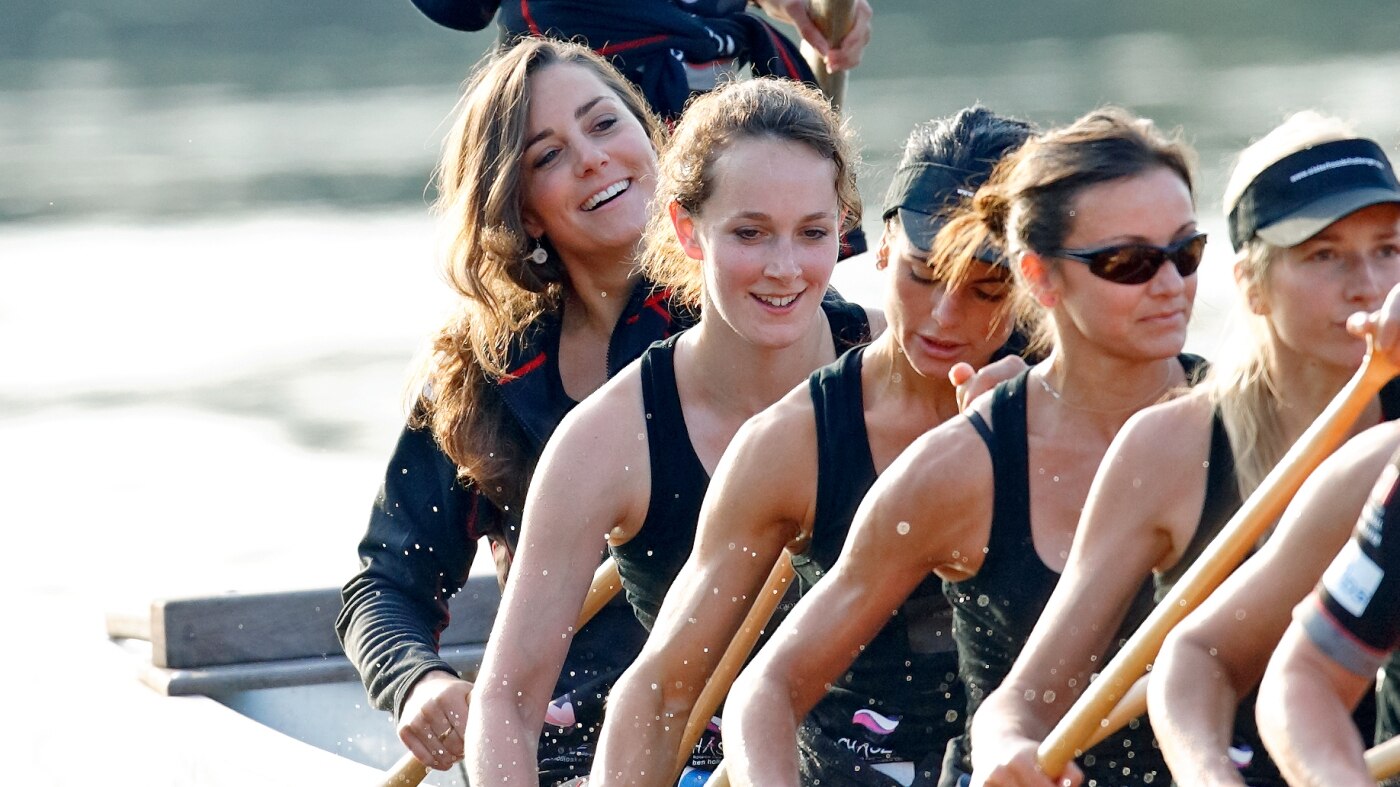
top-left (581, 179), bottom-right (630, 211)
top-left (755, 293), bottom-right (800, 308)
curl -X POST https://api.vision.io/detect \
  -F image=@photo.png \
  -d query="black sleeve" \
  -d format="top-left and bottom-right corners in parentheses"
top-left (335, 421), bottom-right (495, 719)
top-left (408, 0), bottom-right (501, 31)
top-left (1299, 454), bottom-right (1400, 676)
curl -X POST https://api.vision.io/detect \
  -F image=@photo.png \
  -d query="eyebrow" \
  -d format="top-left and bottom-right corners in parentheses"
top-left (732, 210), bottom-right (836, 222)
top-left (1086, 221), bottom-right (1199, 248)
top-left (524, 96), bottom-right (611, 151)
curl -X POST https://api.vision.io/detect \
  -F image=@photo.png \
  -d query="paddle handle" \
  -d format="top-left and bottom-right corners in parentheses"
top-left (1037, 342), bottom-right (1400, 777)
top-left (1367, 733), bottom-right (1400, 781)
top-left (672, 551), bottom-right (795, 772)
top-left (379, 752), bottom-right (429, 787)
top-left (802, 0), bottom-right (856, 110)
top-left (579, 556), bottom-right (624, 628)
top-left (672, 553), bottom-right (797, 778)
top-left (1081, 675), bottom-right (1148, 751)
top-left (375, 557), bottom-right (624, 787)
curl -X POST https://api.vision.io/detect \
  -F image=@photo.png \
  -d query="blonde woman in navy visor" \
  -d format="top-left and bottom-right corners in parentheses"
top-left (1144, 119), bottom-right (1400, 786)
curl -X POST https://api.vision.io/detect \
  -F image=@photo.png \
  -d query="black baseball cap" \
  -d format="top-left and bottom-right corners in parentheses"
top-left (1227, 137), bottom-right (1400, 251)
top-left (882, 161), bottom-right (1001, 264)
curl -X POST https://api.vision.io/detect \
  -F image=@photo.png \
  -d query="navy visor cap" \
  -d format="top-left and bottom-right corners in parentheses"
top-left (1228, 138), bottom-right (1400, 251)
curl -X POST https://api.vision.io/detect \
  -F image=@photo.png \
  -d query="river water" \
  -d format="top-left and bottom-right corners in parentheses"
top-left (3, 2), bottom-right (1399, 782)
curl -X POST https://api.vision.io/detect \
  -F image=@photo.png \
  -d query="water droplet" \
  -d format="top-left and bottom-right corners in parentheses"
top-left (896, 521), bottom-right (911, 535)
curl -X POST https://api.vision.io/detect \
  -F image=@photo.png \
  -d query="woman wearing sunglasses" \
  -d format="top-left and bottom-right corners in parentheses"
top-left (721, 107), bottom-right (1200, 787)
top-left (965, 113), bottom-right (1400, 786)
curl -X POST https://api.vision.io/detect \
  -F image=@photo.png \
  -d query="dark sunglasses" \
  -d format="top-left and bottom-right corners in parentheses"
top-left (1052, 232), bottom-right (1207, 285)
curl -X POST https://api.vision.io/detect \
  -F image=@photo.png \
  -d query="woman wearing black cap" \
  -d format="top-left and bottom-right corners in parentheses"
top-left (723, 107), bottom-right (1202, 787)
top-left (589, 107), bottom-right (1034, 787)
top-left (964, 112), bottom-right (1400, 787)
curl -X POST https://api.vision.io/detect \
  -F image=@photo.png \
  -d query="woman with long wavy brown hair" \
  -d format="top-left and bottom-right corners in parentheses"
top-left (336, 38), bottom-right (694, 782)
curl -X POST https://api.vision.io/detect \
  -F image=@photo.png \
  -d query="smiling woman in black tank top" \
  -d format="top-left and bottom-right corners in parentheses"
top-left (465, 77), bottom-right (879, 785)
top-left (591, 108), bottom-right (1036, 787)
top-left (722, 108), bottom-right (1203, 787)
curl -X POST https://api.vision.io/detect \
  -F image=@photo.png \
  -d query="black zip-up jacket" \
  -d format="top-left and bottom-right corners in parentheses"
top-left (335, 279), bottom-right (694, 719)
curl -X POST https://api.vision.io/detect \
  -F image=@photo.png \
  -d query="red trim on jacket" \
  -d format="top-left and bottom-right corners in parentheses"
top-left (597, 34), bottom-right (669, 56)
top-left (507, 352), bottom-right (548, 379)
top-left (520, 0), bottom-right (542, 35)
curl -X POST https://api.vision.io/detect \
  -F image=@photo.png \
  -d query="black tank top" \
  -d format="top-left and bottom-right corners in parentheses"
top-left (787, 347), bottom-right (964, 775)
top-left (1151, 379), bottom-right (1400, 785)
top-left (944, 356), bottom-right (1207, 783)
top-left (612, 293), bottom-right (873, 630)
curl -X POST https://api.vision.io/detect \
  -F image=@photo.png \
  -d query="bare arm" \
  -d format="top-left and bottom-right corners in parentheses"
top-left (724, 419), bottom-right (992, 786)
top-left (591, 394), bottom-right (815, 785)
top-left (465, 377), bottom-right (648, 785)
top-left (1257, 623), bottom-right (1374, 787)
top-left (1150, 421), bottom-right (1400, 784)
top-left (969, 399), bottom-right (1207, 786)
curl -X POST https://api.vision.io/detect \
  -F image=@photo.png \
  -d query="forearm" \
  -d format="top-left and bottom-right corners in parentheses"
top-left (336, 531), bottom-right (475, 716)
top-left (592, 662), bottom-right (693, 786)
top-left (724, 664), bottom-right (811, 787)
top-left (969, 683), bottom-right (1061, 761)
top-left (1150, 634), bottom-right (1247, 785)
top-left (466, 679), bottom-right (543, 785)
top-left (1257, 669), bottom-right (1370, 787)
top-left (336, 421), bottom-right (482, 715)
top-left (1257, 629), bottom-right (1374, 787)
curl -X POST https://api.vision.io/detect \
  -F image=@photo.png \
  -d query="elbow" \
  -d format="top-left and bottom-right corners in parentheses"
top-left (617, 653), bottom-right (706, 723)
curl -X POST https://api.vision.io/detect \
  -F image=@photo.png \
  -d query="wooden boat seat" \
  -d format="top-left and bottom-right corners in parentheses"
top-left (106, 575), bottom-right (501, 698)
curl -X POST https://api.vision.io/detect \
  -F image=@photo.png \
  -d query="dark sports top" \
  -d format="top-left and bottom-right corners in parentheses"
top-left (335, 281), bottom-right (697, 785)
top-left (944, 356), bottom-right (1206, 783)
top-left (612, 291), bottom-right (872, 630)
top-left (787, 345), bottom-right (965, 777)
top-left (1155, 381), bottom-right (1400, 784)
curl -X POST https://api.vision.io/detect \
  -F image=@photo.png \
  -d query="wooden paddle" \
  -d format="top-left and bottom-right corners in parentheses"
top-left (670, 553), bottom-right (797, 780)
top-left (800, 0), bottom-right (857, 111)
top-left (1367, 734), bottom-right (1400, 781)
top-left (1036, 341), bottom-right (1400, 778)
top-left (375, 557), bottom-right (624, 787)
top-left (1082, 675), bottom-right (1147, 751)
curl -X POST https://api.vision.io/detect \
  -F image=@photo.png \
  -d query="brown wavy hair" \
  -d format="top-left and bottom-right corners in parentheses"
top-left (931, 107), bottom-right (1196, 355)
top-left (639, 77), bottom-right (862, 316)
top-left (413, 38), bottom-right (663, 507)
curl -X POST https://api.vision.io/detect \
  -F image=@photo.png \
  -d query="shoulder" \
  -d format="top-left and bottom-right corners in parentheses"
top-left (1099, 391), bottom-right (1214, 519)
top-left (868, 417), bottom-right (992, 529)
top-left (1114, 388), bottom-right (1214, 466)
top-left (542, 362), bottom-right (647, 472)
top-left (839, 416), bottom-right (992, 575)
top-left (889, 415), bottom-right (992, 493)
top-left (718, 382), bottom-right (818, 487)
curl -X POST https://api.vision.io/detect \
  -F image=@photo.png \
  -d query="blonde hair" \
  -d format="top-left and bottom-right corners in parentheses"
top-left (1212, 111), bottom-right (1360, 499)
top-left (639, 77), bottom-right (861, 314)
top-left (932, 107), bottom-right (1196, 356)
top-left (415, 39), bottom-right (663, 507)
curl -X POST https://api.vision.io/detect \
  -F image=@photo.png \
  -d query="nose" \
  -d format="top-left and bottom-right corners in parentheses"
top-left (1146, 255), bottom-right (1188, 297)
top-left (574, 137), bottom-right (609, 177)
top-left (930, 284), bottom-right (959, 327)
top-left (763, 238), bottom-right (802, 281)
top-left (1346, 253), bottom-right (1388, 309)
